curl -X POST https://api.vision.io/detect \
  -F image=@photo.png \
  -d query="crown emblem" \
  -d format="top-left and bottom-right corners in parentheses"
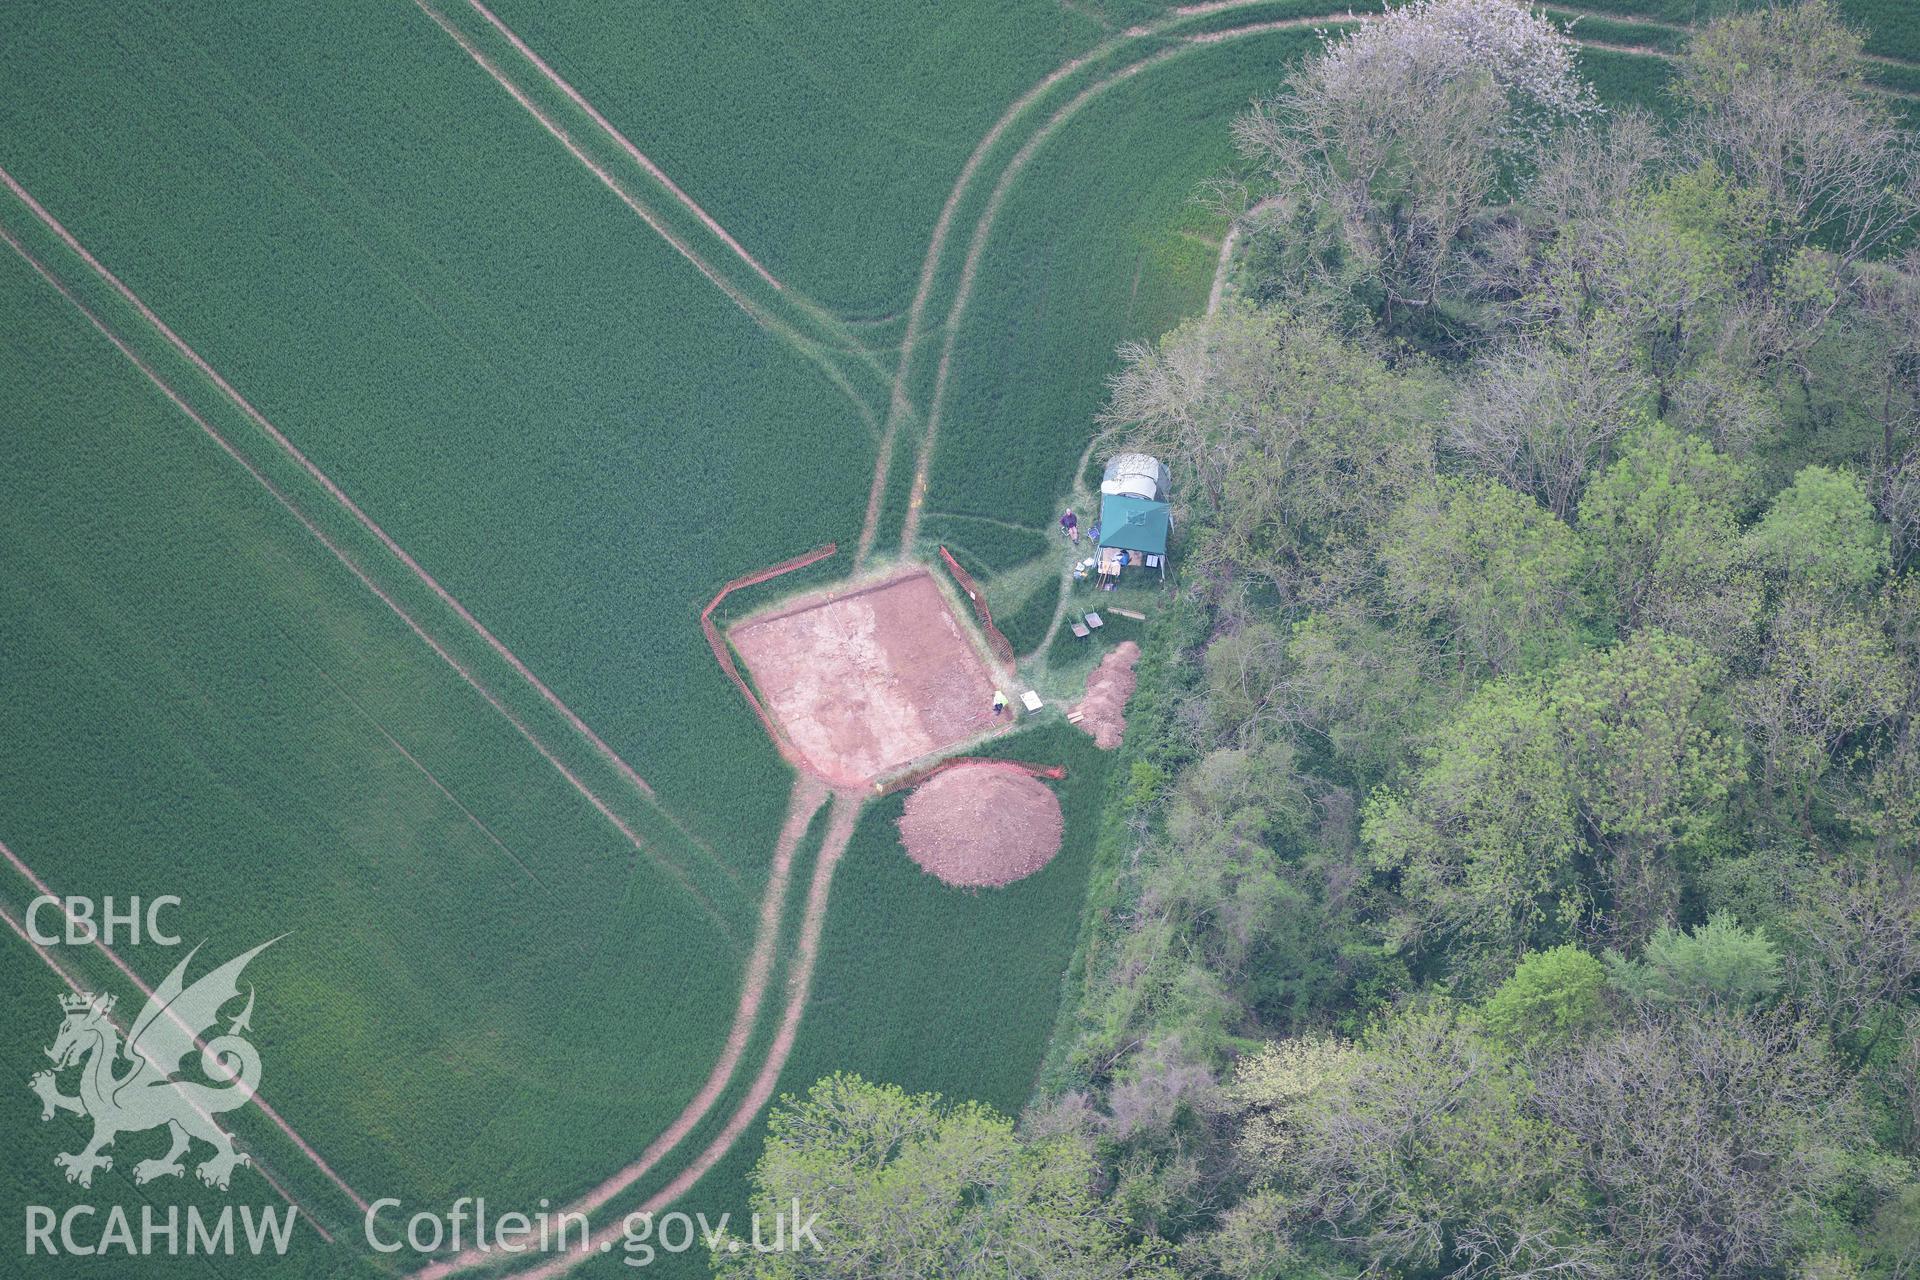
top-left (59, 992), bottom-right (112, 1015)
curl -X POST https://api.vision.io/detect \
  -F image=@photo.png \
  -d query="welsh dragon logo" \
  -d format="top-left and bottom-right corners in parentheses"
top-left (28, 938), bottom-right (278, 1192)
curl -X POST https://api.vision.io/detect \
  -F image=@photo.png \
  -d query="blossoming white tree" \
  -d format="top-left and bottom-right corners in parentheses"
top-left (1234, 0), bottom-right (1594, 322)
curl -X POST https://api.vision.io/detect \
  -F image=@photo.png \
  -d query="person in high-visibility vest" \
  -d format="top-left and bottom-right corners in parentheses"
top-left (992, 689), bottom-right (1008, 717)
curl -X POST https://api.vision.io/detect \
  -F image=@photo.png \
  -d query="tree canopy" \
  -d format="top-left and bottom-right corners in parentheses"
top-left (741, 4), bottom-right (1920, 1277)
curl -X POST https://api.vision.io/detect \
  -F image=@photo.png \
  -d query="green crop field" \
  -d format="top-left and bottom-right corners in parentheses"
top-left (3, 0), bottom-right (1917, 1276)
top-left (0, 249), bottom-right (744, 1268)
top-left (0, 0), bottom-right (873, 857)
top-left (923, 27), bottom-right (1325, 530)
top-left (583, 723), bottom-right (1118, 1280)
top-left (476, 0), bottom-right (1104, 316)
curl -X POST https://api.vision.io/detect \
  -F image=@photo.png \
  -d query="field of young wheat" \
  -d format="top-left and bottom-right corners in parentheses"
top-left (2, 0), bottom-right (1913, 1275)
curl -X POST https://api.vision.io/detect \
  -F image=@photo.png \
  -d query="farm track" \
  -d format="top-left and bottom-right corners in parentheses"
top-left (876, 0), bottom-right (1920, 563)
top-left (459, 0), bottom-right (780, 292)
top-left (853, 0), bottom-right (1310, 567)
top-left (1542, 4), bottom-right (1920, 88)
top-left (475, 2), bottom-right (1902, 1254)
top-left (1542, 2), bottom-right (1918, 72)
top-left (896, 11), bottom-right (1350, 562)
top-left (0, 173), bottom-right (748, 939)
top-left (871, 0), bottom-right (1399, 566)
top-left (413, 777), bottom-right (831, 1280)
top-left (5, 157), bottom-right (846, 1260)
top-left (413, 0), bottom-right (894, 440)
top-left (14, 2), bottom-right (1920, 1267)
top-left (0, 836), bottom-right (368, 1224)
top-left (509, 789), bottom-right (863, 1280)
top-left (442, 14), bottom-right (1335, 1260)
top-left (854, 37), bottom-right (1111, 568)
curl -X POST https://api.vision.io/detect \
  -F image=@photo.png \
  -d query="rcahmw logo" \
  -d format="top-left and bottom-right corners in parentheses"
top-left (22, 901), bottom-right (296, 1258)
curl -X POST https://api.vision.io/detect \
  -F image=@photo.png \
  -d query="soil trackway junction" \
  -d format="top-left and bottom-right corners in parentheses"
top-left (9, 4), bottom-right (1920, 1273)
top-left (458, 10), bottom-right (1920, 1264)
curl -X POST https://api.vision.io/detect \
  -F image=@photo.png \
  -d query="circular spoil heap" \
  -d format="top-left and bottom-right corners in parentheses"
top-left (897, 762), bottom-right (1064, 887)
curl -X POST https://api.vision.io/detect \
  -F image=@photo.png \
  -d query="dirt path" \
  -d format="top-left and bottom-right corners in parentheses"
top-left (409, 3), bottom-right (777, 338)
top-left (887, 2), bottom-right (1920, 563)
top-left (509, 788), bottom-right (864, 1280)
top-left (1208, 193), bottom-right (1284, 316)
top-left (413, 777), bottom-right (830, 1280)
top-left (853, 41), bottom-right (1112, 569)
top-left (0, 836), bottom-right (370, 1219)
top-left (3, 134), bottom-right (843, 1280)
top-left (893, 8), bottom-right (1360, 562)
top-left (1027, 436), bottom-right (1105, 662)
top-left (470, 25), bottom-right (1327, 1258)
top-left (1207, 223), bottom-right (1237, 316)
top-left (898, 42), bottom-right (1198, 558)
top-left (460, 0), bottom-right (783, 291)
top-left (855, 0), bottom-right (1288, 568)
top-left (1544, 0), bottom-right (1919, 73)
top-left (21, 7), bottom-right (1920, 1273)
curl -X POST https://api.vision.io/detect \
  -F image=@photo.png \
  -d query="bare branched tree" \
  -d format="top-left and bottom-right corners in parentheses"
top-left (1894, 1011), bottom-right (1920, 1160)
top-left (1676, 0), bottom-right (1920, 268)
top-left (1532, 1012), bottom-right (1861, 1280)
top-left (1446, 321), bottom-right (1649, 517)
top-left (1785, 862), bottom-right (1920, 1058)
top-left (1854, 254), bottom-right (1920, 570)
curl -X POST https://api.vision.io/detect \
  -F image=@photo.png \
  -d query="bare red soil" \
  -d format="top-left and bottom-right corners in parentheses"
top-left (1071, 640), bottom-right (1141, 750)
top-left (730, 569), bottom-right (997, 787)
top-left (898, 762), bottom-right (1065, 887)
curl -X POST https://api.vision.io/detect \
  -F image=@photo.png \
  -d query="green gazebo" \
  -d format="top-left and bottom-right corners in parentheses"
top-left (1097, 493), bottom-right (1171, 581)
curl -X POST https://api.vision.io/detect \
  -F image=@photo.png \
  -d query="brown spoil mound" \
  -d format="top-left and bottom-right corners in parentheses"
top-left (1071, 640), bottom-right (1141, 750)
top-left (898, 763), bottom-right (1064, 888)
